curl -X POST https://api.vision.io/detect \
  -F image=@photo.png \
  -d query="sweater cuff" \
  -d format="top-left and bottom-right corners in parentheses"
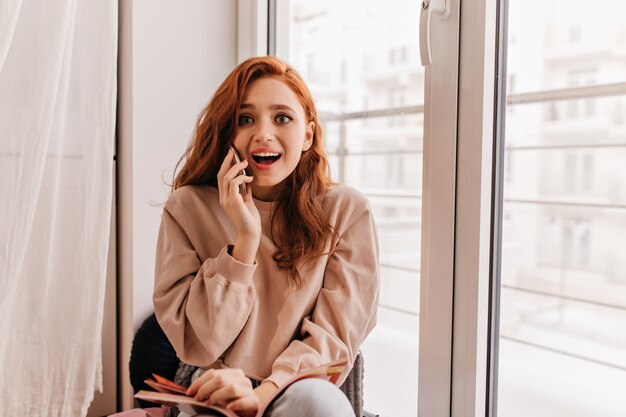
top-left (208, 245), bottom-right (257, 285)
top-left (264, 364), bottom-right (298, 389)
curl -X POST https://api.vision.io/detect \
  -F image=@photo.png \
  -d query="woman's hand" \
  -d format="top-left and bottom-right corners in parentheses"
top-left (187, 368), bottom-right (260, 417)
top-left (217, 148), bottom-right (261, 264)
top-left (252, 381), bottom-right (280, 408)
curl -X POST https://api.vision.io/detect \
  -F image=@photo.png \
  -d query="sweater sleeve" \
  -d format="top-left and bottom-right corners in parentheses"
top-left (153, 194), bottom-right (257, 368)
top-left (265, 201), bottom-right (380, 388)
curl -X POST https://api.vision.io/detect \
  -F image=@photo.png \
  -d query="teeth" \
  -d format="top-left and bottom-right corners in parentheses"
top-left (253, 152), bottom-right (280, 157)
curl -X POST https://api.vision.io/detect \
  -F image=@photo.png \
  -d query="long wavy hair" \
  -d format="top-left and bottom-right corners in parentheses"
top-left (172, 56), bottom-right (333, 285)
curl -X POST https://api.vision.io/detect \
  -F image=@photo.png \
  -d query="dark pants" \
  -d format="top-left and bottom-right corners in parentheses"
top-left (130, 313), bottom-right (179, 408)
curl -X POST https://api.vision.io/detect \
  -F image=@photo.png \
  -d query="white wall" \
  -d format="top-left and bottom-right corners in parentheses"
top-left (118, 0), bottom-right (238, 409)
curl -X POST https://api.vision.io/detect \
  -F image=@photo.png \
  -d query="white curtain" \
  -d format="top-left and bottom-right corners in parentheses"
top-left (0, 0), bottom-right (117, 416)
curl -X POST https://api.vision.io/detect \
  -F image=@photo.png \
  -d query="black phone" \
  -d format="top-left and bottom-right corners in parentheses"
top-left (230, 145), bottom-right (248, 195)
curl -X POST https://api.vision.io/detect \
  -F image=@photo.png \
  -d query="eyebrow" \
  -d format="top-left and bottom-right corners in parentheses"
top-left (239, 103), bottom-right (296, 113)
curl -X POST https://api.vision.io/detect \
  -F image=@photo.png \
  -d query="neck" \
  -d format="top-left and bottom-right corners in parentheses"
top-left (251, 179), bottom-right (288, 201)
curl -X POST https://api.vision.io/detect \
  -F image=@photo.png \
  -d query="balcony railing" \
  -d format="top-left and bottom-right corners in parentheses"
top-left (321, 81), bottom-right (626, 372)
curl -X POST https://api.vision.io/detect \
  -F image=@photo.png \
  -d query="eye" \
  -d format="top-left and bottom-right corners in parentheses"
top-left (276, 114), bottom-right (292, 124)
top-left (238, 115), bottom-right (254, 126)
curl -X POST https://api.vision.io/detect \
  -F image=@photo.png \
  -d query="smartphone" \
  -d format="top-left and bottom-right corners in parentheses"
top-left (230, 145), bottom-right (248, 195)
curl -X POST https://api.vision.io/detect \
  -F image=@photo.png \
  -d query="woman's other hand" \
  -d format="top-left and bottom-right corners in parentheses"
top-left (187, 368), bottom-right (260, 417)
top-left (217, 148), bottom-right (261, 264)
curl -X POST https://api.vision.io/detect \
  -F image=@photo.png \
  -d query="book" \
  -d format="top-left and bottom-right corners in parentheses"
top-left (135, 360), bottom-right (348, 417)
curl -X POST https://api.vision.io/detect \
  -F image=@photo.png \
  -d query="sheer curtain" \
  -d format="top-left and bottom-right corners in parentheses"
top-left (0, 0), bottom-right (117, 416)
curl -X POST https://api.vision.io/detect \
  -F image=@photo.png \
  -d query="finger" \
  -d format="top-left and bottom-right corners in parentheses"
top-left (194, 382), bottom-right (219, 403)
top-left (187, 369), bottom-right (215, 396)
top-left (227, 395), bottom-right (260, 413)
top-left (194, 371), bottom-right (244, 402)
top-left (217, 150), bottom-right (235, 204)
top-left (220, 160), bottom-right (250, 200)
top-left (220, 164), bottom-right (238, 195)
top-left (217, 148), bottom-right (235, 181)
top-left (228, 174), bottom-right (253, 196)
top-left (242, 180), bottom-right (254, 202)
top-left (208, 384), bottom-right (246, 406)
top-left (193, 373), bottom-right (227, 402)
top-left (224, 159), bottom-right (249, 183)
top-left (191, 369), bottom-right (248, 399)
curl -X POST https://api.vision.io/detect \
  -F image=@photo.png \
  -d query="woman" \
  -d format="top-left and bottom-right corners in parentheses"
top-left (154, 56), bottom-right (379, 417)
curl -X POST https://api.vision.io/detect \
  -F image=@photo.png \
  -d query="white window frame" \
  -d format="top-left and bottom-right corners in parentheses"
top-left (417, 0), bottom-right (460, 415)
top-left (237, 0), bottom-right (269, 61)
top-left (450, 0), bottom-right (501, 415)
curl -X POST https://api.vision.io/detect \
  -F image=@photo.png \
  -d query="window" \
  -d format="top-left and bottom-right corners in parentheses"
top-left (497, 1), bottom-right (626, 416)
top-left (276, 1), bottom-right (424, 415)
top-left (569, 25), bottom-right (582, 43)
top-left (266, 0), bottom-right (626, 415)
top-left (564, 151), bottom-right (594, 194)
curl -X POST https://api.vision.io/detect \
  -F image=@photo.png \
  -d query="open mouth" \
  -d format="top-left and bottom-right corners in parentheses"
top-left (251, 152), bottom-right (281, 165)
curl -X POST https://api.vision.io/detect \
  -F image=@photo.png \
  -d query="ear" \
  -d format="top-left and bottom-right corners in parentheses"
top-left (302, 121), bottom-right (315, 152)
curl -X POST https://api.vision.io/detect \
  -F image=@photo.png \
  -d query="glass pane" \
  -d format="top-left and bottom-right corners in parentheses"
top-left (279, 1), bottom-right (423, 415)
top-left (497, 1), bottom-right (626, 415)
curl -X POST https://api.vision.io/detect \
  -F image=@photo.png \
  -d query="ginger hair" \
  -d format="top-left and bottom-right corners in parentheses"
top-left (172, 56), bottom-right (333, 285)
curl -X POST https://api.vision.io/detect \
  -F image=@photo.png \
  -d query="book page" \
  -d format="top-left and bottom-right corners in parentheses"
top-left (134, 390), bottom-right (237, 417)
top-left (136, 359), bottom-right (348, 417)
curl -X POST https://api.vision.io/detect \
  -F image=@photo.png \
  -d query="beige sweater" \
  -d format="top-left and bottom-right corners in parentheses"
top-left (153, 184), bottom-right (379, 388)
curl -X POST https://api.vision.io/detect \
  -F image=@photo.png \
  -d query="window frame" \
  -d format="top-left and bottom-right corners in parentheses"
top-left (416, 0), bottom-right (461, 415)
top-left (451, 0), bottom-right (503, 416)
top-left (237, 0), bottom-right (269, 61)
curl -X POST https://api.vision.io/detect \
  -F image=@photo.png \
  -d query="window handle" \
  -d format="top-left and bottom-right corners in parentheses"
top-left (419, 0), bottom-right (447, 66)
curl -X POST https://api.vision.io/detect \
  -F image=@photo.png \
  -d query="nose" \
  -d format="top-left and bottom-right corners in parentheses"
top-left (253, 117), bottom-right (274, 143)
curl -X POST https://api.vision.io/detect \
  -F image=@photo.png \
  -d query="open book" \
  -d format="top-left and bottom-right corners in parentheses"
top-left (135, 360), bottom-right (348, 417)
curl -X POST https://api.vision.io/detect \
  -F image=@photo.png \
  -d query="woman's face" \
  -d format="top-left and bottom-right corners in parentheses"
top-left (232, 76), bottom-right (314, 201)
